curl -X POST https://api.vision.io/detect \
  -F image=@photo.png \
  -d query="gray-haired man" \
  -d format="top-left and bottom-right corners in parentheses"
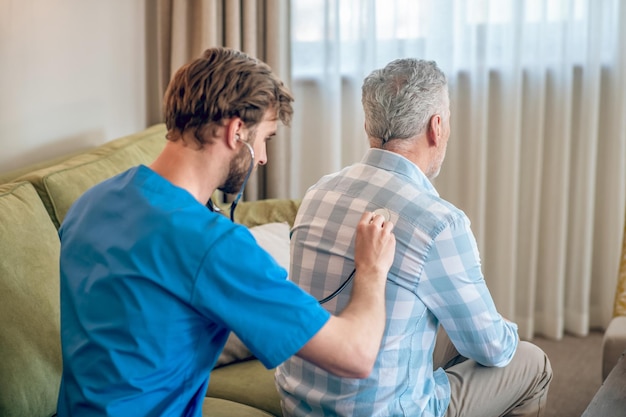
top-left (276, 58), bottom-right (552, 417)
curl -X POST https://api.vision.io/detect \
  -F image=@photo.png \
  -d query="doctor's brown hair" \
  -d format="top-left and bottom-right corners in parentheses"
top-left (163, 47), bottom-right (294, 147)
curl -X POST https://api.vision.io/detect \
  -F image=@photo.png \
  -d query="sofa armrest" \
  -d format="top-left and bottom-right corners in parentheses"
top-left (583, 350), bottom-right (626, 416)
top-left (602, 316), bottom-right (626, 380)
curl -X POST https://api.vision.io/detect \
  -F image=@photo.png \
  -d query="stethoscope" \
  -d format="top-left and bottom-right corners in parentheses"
top-left (317, 207), bottom-right (390, 305)
top-left (207, 138), bottom-right (255, 222)
top-left (207, 141), bottom-right (389, 305)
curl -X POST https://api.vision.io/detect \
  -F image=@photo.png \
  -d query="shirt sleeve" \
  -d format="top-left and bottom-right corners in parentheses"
top-left (418, 214), bottom-right (518, 367)
top-left (190, 225), bottom-right (331, 369)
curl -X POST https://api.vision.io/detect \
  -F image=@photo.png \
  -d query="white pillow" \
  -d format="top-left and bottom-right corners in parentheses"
top-left (248, 221), bottom-right (291, 274)
top-left (215, 222), bottom-right (291, 368)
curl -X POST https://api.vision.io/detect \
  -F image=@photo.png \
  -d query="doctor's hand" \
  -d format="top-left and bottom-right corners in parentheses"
top-left (296, 210), bottom-right (396, 379)
top-left (354, 211), bottom-right (396, 280)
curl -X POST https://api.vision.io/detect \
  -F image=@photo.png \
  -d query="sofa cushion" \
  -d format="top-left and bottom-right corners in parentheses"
top-left (234, 198), bottom-right (301, 228)
top-left (0, 182), bottom-right (62, 417)
top-left (248, 222), bottom-right (291, 273)
top-left (202, 397), bottom-right (275, 417)
top-left (207, 360), bottom-right (282, 416)
top-left (17, 124), bottom-right (167, 228)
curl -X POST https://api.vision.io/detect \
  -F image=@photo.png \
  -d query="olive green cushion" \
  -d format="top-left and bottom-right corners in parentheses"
top-left (202, 397), bottom-right (274, 417)
top-left (17, 124), bottom-right (167, 228)
top-left (0, 182), bottom-right (62, 417)
top-left (207, 360), bottom-right (282, 416)
top-left (234, 198), bottom-right (301, 228)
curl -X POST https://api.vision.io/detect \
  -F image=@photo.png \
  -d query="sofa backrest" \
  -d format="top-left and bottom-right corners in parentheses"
top-left (233, 198), bottom-right (301, 228)
top-left (17, 124), bottom-right (167, 229)
top-left (0, 181), bottom-right (62, 417)
top-left (0, 122), bottom-right (305, 417)
top-left (0, 124), bottom-right (166, 417)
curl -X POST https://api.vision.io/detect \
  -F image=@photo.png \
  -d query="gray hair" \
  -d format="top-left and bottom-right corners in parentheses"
top-left (362, 58), bottom-right (448, 144)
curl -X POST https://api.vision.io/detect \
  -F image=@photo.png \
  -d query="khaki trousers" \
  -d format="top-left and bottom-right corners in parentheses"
top-left (434, 329), bottom-right (553, 417)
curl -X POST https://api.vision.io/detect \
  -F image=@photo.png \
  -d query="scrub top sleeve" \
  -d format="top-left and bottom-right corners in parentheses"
top-left (191, 226), bottom-right (330, 369)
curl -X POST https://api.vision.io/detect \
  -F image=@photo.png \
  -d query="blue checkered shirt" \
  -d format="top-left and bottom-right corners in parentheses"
top-left (275, 149), bottom-right (518, 416)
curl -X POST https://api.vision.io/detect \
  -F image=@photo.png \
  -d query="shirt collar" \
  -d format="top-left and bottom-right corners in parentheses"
top-left (361, 148), bottom-right (439, 196)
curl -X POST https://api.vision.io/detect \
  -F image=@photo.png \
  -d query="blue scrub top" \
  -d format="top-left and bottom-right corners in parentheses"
top-left (56, 165), bottom-right (330, 417)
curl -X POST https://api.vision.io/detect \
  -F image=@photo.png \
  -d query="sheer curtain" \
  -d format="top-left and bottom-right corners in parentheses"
top-left (290, 0), bottom-right (626, 340)
top-left (145, 0), bottom-right (291, 200)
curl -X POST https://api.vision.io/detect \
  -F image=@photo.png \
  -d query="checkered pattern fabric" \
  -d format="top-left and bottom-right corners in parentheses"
top-left (276, 149), bottom-right (518, 417)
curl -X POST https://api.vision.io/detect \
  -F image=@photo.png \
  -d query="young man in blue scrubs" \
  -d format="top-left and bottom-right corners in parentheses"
top-left (56, 47), bottom-right (396, 416)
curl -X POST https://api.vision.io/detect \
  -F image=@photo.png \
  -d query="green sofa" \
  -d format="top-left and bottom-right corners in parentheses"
top-left (0, 124), bottom-right (297, 417)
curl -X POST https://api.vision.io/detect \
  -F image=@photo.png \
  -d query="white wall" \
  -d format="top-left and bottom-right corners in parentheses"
top-left (0, 0), bottom-right (147, 174)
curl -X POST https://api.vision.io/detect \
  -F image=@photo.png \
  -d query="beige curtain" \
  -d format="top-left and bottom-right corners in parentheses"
top-left (146, 0), bottom-right (292, 200)
top-left (290, 0), bottom-right (626, 340)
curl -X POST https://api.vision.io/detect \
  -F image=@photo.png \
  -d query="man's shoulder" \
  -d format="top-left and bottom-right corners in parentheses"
top-left (419, 193), bottom-right (466, 222)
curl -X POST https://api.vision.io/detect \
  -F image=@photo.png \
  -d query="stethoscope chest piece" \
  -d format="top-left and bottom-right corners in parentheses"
top-left (372, 208), bottom-right (391, 222)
